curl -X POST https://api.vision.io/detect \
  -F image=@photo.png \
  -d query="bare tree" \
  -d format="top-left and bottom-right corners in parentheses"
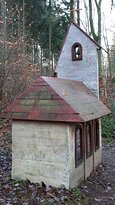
top-left (0, 0), bottom-right (7, 105)
top-left (70, 0), bottom-right (74, 20)
top-left (89, 0), bottom-right (102, 74)
top-left (83, 0), bottom-right (90, 33)
top-left (0, 1), bottom-right (39, 109)
top-left (48, 0), bottom-right (52, 76)
top-left (76, 0), bottom-right (80, 26)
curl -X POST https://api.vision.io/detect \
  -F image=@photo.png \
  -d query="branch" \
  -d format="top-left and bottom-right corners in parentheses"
top-left (89, 0), bottom-right (98, 42)
top-left (83, 0), bottom-right (90, 34)
top-left (99, 0), bottom-right (102, 7)
top-left (99, 0), bottom-right (103, 7)
top-left (94, 0), bottom-right (102, 9)
top-left (94, 0), bottom-right (98, 8)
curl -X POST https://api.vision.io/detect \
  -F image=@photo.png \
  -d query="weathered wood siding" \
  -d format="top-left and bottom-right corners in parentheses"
top-left (56, 24), bottom-right (99, 97)
top-left (68, 124), bottom-right (84, 188)
top-left (68, 123), bottom-right (100, 187)
top-left (94, 119), bottom-right (102, 168)
top-left (12, 121), bottom-right (70, 188)
top-left (85, 155), bottom-right (93, 179)
top-left (94, 148), bottom-right (102, 168)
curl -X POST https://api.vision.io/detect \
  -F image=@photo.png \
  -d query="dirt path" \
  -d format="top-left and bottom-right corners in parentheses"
top-left (79, 142), bottom-right (115, 205)
top-left (0, 142), bottom-right (115, 205)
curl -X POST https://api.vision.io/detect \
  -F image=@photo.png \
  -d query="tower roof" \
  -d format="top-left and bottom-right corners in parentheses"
top-left (71, 21), bottom-right (101, 48)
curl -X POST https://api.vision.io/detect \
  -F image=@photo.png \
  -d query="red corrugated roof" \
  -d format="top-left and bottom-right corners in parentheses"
top-left (0, 77), bottom-right (111, 122)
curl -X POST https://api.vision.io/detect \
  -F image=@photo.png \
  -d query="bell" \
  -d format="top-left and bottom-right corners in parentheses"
top-left (75, 47), bottom-right (80, 56)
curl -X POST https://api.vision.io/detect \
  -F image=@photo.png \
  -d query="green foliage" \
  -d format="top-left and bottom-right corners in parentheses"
top-left (102, 107), bottom-right (115, 140)
top-left (0, 120), bottom-right (4, 126)
top-left (6, 0), bottom-right (70, 64)
top-left (110, 35), bottom-right (115, 75)
top-left (11, 178), bottom-right (27, 187)
top-left (42, 201), bottom-right (54, 205)
top-left (5, 132), bottom-right (12, 143)
top-left (70, 188), bottom-right (89, 205)
top-left (112, 77), bottom-right (115, 83)
top-left (71, 188), bottom-right (82, 200)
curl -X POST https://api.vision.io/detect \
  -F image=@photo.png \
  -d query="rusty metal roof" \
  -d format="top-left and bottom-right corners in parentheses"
top-left (1, 77), bottom-right (110, 122)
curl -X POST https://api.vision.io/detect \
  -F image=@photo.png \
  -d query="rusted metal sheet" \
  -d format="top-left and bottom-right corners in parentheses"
top-left (1, 77), bottom-right (84, 122)
top-left (44, 77), bottom-right (111, 121)
top-left (1, 77), bottom-right (111, 122)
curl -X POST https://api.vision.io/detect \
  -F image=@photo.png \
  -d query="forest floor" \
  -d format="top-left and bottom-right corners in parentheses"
top-left (0, 123), bottom-right (115, 205)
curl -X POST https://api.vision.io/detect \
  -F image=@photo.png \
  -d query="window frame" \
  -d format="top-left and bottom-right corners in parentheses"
top-left (95, 119), bottom-right (100, 151)
top-left (75, 124), bottom-right (83, 168)
top-left (72, 42), bottom-right (83, 61)
top-left (86, 122), bottom-right (92, 158)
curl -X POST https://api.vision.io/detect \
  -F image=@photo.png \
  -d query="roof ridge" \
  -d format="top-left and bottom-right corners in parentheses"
top-left (71, 21), bottom-right (108, 53)
top-left (71, 21), bottom-right (101, 48)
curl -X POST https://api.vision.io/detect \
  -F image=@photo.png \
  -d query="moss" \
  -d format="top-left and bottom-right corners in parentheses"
top-left (20, 99), bottom-right (35, 108)
top-left (38, 100), bottom-right (60, 111)
top-left (5, 132), bottom-right (12, 143)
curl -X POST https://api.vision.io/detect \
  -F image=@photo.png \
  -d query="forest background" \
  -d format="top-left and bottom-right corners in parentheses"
top-left (0, 0), bottom-right (115, 139)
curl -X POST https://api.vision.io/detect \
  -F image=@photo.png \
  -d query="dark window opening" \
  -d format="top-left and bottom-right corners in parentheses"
top-left (53, 72), bottom-right (57, 78)
top-left (72, 43), bottom-right (82, 61)
top-left (75, 126), bottom-right (83, 167)
top-left (95, 120), bottom-right (100, 150)
top-left (86, 123), bottom-right (92, 158)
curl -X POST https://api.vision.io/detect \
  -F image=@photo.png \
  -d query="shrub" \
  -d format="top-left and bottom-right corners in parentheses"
top-left (5, 132), bottom-right (12, 143)
top-left (102, 107), bottom-right (115, 140)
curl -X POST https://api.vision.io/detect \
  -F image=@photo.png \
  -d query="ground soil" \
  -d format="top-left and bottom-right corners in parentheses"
top-left (0, 136), bottom-right (115, 204)
top-left (79, 141), bottom-right (115, 205)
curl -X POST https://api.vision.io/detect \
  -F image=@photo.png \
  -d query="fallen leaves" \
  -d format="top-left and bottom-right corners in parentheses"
top-left (0, 147), bottom-right (89, 205)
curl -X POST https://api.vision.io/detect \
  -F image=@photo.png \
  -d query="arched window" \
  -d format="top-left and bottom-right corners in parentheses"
top-left (86, 123), bottom-right (92, 158)
top-left (53, 72), bottom-right (57, 78)
top-left (95, 120), bottom-right (100, 150)
top-left (72, 43), bottom-right (82, 61)
top-left (75, 126), bottom-right (83, 167)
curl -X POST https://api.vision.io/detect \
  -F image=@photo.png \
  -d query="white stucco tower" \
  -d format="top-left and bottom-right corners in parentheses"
top-left (55, 22), bottom-right (101, 97)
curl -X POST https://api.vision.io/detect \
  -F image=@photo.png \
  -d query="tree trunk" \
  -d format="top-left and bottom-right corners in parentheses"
top-left (48, 0), bottom-right (52, 76)
top-left (0, 0), bottom-right (7, 105)
top-left (77, 0), bottom-right (80, 26)
top-left (23, 0), bottom-right (25, 39)
top-left (89, 0), bottom-right (102, 75)
top-left (89, 0), bottom-right (98, 42)
top-left (70, 0), bottom-right (74, 21)
top-left (83, 0), bottom-right (90, 33)
top-left (40, 47), bottom-right (43, 76)
top-left (98, 7), bottom-right (102, 75)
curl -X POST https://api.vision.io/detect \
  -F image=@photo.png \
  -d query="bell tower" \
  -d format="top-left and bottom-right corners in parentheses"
top-left (55, 22), bottom-right (101, 97)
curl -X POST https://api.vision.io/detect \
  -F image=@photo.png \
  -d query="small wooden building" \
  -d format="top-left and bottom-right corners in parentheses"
top-left (1, 77), bottom-right (110, 188)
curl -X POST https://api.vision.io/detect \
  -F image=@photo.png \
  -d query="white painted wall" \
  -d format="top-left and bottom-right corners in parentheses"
top-left (56, 24), bottom-right (99, 97)
top-left (12, 120), bottom-right (101, 188)
top-left (12, 121), bottom-right (70, 188)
